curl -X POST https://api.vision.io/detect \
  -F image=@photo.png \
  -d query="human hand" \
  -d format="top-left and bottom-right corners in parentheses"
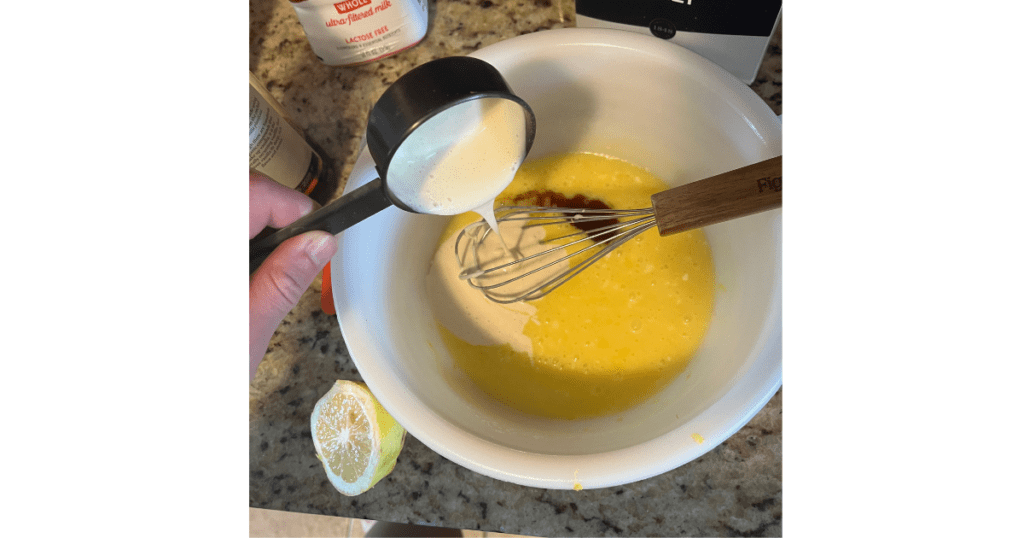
top-left (250, 171), bottom-right (338, 380)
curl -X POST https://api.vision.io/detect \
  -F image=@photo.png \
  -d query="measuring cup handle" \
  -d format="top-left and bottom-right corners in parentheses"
top-left (651, 156), bottom-right (782, 236)
top-left (249, 177), bottom-right (393, 273)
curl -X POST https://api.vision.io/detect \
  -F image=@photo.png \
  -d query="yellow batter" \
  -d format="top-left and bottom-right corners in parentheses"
top-left (432, 153), bottom-right (715, 419)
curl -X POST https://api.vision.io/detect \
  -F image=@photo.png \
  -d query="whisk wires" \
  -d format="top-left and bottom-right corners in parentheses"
top-left (454, 205), bottom-right (657, 303)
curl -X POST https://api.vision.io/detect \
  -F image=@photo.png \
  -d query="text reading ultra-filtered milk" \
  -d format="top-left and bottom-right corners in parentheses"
top-left (291, 0), bottom-right (429, 66)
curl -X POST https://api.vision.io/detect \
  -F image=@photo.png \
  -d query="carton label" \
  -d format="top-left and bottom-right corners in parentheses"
top-left (292, 0), bottom-right (428, 66)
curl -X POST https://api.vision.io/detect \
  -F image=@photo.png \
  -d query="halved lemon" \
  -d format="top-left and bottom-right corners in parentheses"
top-left (310, 380), bottom-right (406, 496)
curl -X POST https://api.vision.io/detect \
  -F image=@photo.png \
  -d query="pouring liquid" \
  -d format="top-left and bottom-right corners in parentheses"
top-left (385, 96), bottom-right (527, 278)
top-left (385, 97), bottom-right (527, 220)
top-left (429, 152), bottom-right (718, 419)
top-left (471, 201), bottom-right (517, 259)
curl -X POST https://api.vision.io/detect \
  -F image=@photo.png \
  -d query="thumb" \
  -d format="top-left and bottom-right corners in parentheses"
top-left (250, 231), bottom-right (338, 378)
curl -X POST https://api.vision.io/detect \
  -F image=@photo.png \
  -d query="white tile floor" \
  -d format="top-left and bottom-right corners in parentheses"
top-left (250, 508), bottom-right (533, 538)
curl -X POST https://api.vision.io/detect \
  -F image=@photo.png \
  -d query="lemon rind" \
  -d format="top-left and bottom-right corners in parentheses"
top-left (310, 381), bottom-right (406, 496)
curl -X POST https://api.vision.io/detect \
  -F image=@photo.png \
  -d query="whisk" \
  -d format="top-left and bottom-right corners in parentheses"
top-left (454, 156), bottom-right (781, 303)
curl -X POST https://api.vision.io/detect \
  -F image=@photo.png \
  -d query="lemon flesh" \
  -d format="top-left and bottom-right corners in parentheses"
top-left (310, 380), bottom-right (406, 496)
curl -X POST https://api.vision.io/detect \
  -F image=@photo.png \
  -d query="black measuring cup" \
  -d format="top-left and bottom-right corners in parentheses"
top-left (250, 56), bottom-right (537, 273)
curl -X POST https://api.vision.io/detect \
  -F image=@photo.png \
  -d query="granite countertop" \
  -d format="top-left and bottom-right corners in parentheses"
top-left (250, 1), bottom-right (782, 536)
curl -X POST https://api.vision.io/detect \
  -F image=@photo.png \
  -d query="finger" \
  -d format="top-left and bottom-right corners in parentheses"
top-left (250, 170), bottom-right (316, 239)
top-left (249, 231), bottom-right (338, 379)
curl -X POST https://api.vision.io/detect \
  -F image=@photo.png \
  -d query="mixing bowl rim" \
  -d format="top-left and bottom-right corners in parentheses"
top-left (333, 27), bottom-right (782, 490)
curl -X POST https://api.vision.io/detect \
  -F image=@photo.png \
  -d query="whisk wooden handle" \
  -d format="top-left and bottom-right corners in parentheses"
top-left (650, 156), bottom-right (782, 236)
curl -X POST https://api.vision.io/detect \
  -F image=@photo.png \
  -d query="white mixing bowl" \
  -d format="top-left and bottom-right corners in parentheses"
top-left (332, 28), bottom-right (781, 490)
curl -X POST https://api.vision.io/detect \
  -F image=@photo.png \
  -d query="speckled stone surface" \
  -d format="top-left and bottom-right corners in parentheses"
top-left (250, 1), bottom-right (782, 536)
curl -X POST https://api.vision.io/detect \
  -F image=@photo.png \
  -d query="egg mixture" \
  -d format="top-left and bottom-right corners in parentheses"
top-left (427, 153), bottom-right (715, 419)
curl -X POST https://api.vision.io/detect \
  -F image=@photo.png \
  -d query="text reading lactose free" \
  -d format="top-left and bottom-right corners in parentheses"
top-left (325, 0), bottom-right (393, 27)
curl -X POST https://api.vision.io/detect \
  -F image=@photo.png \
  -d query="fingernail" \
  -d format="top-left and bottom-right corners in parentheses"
top-left (296, 196), bottom-right (315, 218)
top-left (299, 198), bottom-right (318, 218)
top-left (307, 234), bottom-right (337, 265)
